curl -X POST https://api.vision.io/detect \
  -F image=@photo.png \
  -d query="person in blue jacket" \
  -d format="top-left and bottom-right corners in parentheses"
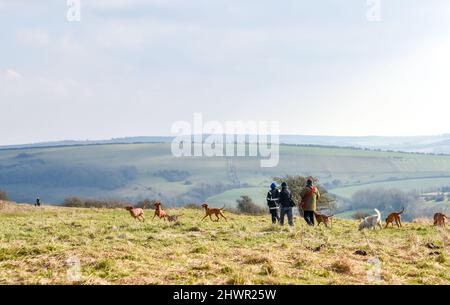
top-left (266, 182), bottom-right (280, 224)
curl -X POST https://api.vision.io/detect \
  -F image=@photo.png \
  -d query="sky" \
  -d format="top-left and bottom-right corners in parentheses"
top-left (1, 0), bottom-right (450, 145)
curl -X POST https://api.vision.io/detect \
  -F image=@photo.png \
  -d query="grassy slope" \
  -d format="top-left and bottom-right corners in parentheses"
top-left (0, 202), bottom-right (448, 284)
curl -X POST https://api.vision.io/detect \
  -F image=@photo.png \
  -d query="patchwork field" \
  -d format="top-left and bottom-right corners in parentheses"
top-left (206, 187), bottom-right (267, 208)
top-left (0, 202), bottom-right (449, 284)
top-left (330, 177), bottom-right (450, 199)
top-left (2, 143), bottom-right (450, 211)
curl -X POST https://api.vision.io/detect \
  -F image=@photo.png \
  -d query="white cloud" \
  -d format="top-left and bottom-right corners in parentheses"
top-left (4, 69), bottom-right (22, 81)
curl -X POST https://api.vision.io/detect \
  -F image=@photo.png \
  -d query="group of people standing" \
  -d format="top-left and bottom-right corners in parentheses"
top-left (266, 178), bottom-right (320, 226)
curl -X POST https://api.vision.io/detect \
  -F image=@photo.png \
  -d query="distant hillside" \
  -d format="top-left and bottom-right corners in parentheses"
top-left (0, 136), bottom-right (173, 150)
top-left (2, 134), bottom-right (450, 154)
top-left (279, 134), bottom-right (450, 154)
top-left (1, 143), bottom-right (450, 215)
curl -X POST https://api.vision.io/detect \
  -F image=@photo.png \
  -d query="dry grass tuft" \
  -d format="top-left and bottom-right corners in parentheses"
top-left (186, 226), bottom-right (201, 232)
top-left (190, 245), bottom-right (208, 254)
top-left (227, 272), bottom-right (247, 284)
top-left (330, 259), bottom-right (352, 274)
top-left (261, 261), bottom-right (276, 276)
top-left (244, 255), bottom-right (271, 265)
top-left (436, 253), bottom-right (447, 264)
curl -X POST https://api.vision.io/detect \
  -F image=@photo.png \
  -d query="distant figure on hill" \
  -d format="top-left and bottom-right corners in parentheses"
top-left (300, 177), bottom-right (320, 226)
top-left (35, 197), bottom-right (41, 207)
top-left (279, 182), bottom-right (295, 226)
top-left (267, 182), bottom-right (280, 224)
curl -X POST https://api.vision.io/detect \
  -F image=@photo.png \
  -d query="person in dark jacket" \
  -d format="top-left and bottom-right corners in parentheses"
top-left (279, 182), bottom-right (295, 226)
top-left (35, 196), bottom-right (41, 207)
top-left (266, 182), bottom-right (280, 224)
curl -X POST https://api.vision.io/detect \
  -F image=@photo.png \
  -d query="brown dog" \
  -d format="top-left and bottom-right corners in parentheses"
top-left (385, 207), bottom-right (404, 228)
top-left (125, 206), bottom-right (145, 222)
top-left (313, 211), bottom-right (333, 228)
top-left (153, 201), bottom-right (168, 220)
top-left (433, 213), bottom-right (448, 227)
top-left (201, 203), bottom-right (227, 222)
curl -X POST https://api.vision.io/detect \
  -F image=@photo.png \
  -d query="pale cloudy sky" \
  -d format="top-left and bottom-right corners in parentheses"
top-left (1, 0), bottom-right (450, 145)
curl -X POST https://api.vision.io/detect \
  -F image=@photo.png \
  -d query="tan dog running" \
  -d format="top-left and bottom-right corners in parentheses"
top-left (201, 203), bottom-right (227, 222)
top-left (153, 201), bottom-right (168, 220)
top-left (125, 206), bottom-right (145, 222)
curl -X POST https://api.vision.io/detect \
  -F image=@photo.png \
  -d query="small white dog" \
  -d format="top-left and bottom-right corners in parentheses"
top-left (359, 209), bottom-right (382, 231)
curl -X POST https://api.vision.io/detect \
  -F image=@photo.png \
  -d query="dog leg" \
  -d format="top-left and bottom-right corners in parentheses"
top-left (201, 215), bottom-right (208, 221)
top-left (220, 212), bottom-right (227, 221)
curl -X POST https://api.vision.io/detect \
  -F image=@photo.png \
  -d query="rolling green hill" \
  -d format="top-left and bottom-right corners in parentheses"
top-left (1, 143), bottom-right (450, 211)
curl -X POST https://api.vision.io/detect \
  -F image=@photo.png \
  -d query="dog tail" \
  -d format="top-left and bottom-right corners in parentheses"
top-left (220, 204), bottom-right (226, 210)
top-left (374, 208), bottom-right (381, 219)
top-left (398, 207), bottom-right (405, 214)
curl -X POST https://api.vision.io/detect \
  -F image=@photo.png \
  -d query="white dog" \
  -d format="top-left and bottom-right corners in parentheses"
top-left (359, 209), bottom-right (382, 231)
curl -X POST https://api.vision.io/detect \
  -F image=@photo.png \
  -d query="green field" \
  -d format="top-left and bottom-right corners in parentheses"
top-left (2, 143), bottom-right (450, 210)
top-left (206, 187), bottom-right (267, 209)
top-left (330, 178), bottom-right (450, 199)
top-left (0, 202), bottom-right (448, 284)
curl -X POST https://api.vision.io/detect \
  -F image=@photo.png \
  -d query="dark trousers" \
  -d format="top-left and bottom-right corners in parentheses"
top-left (303, 210), bottom-right (315, 226)
top-left (269, 208), bottom-right (279, 224)
top-left (280, 207), bottom-right (294, 226)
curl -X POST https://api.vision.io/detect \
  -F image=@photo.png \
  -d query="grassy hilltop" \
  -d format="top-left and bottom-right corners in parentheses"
top-left (0, 202), bottom-right (448, 284)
